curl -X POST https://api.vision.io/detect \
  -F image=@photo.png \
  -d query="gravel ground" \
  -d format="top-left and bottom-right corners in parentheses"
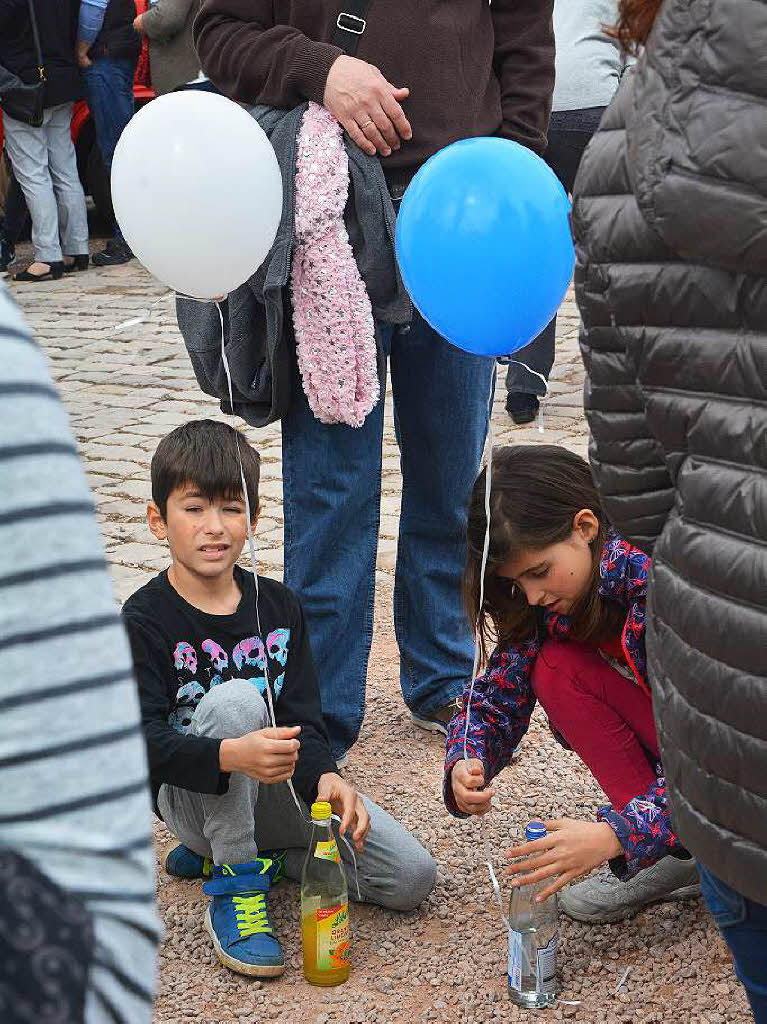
top-left (152, 588), bottom-right (749, 1024)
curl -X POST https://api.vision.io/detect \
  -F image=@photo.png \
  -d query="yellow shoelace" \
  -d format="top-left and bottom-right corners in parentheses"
top-left (233, 893), bottom-right (272, 937)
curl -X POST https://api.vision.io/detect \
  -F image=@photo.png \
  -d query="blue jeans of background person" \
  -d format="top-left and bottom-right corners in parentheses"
top-left (506, 106), bottom-right (606, 396)
top-left (699, 864), bottom-right (767, 1021)
top-left (282, 312), bottom-right (494, 758)
top-left (81, 57), bottom-right (135, 237)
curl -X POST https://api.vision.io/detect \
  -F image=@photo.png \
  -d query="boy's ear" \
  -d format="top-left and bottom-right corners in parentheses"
top-left (147, 501), bottom-right (167, 541)
top-left (250, 502), bottom-right (261, 529)
top-left (573, 508), bottom-right (599, 544)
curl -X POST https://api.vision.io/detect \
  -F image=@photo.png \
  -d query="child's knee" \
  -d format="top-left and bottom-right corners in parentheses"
top-left (531, 639), bottom-right (579, 711)
top-left (382, 844), bottom-right (437, 913)
top-left (193, 679), bottom-right (270, 739)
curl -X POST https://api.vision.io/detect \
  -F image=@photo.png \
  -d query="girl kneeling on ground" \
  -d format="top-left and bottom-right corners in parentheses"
top-left (443, 445), bottom-right (699, 922)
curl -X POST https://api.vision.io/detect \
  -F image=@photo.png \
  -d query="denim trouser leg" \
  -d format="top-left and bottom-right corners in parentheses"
top-left (3, 105), bottom-right (88, 263)
top-left (699, 864), bottom-right (767, 1022)
top-left (282, 333), bottom-right (390, 758)
top-left (391, 315), bottom-right (495, 714)
top-left (82, 58), bottom-right (135, 236)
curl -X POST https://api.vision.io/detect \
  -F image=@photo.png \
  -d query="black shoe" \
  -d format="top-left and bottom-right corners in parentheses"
top-left (13, 261), bottom-right (64, 282)
top-left (64, 254), bottom-right (90, 272)
top-left (92, 237), bottom-right (133, 267)
top-left (0, 237), bottom-right (15, 273)
top-left (505, 392), bottom-right (539, 425)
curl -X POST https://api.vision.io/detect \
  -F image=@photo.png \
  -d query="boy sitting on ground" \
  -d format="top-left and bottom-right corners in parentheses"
top-left (122, 420), bottom-right (436, 977)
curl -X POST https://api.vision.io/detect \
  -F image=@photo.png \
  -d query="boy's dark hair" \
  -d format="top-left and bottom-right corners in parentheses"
top-left (151, 420), bottom-right (260, 519)
top-left (464, 445), bottom-right (624, 664)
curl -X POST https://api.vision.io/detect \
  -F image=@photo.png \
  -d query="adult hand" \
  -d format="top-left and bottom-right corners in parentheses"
top-left (219, 726), bottom-right (301, 783)
top-left (316, 772), bottom-right (370, 852)
top-left (450, 758), bottom-right (494, 816)
top-left (323, 54), bottom-right (412, 158)
top-left (505, 818), bottom-right (623, 901)
top-left (76, 42), bottom-right (92, 69)
top-left (133, 13), bottom-right (144, 33)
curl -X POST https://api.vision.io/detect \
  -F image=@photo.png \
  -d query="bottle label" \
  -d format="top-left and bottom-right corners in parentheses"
top-left (316, 903), bottom-right (350, 971)
top-left (508, 929), bottom-right (523, 992)
top-left (536, 934), bottom-right (557, 987)
top-left (314, 840), bottom-right (341, 863)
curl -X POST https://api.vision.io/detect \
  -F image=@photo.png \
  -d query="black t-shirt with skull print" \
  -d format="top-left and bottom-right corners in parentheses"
top-left (122, 566), bottom-right (337, 813)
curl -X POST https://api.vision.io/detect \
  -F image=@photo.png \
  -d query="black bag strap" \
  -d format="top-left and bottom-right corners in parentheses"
top-left (26, 0), bottom-right (46, 81)
top-left (332, 0), bottom-right (374, 56)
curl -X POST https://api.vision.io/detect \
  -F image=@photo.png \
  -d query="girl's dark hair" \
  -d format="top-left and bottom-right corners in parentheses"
top-left (463, 445), bottom-right (623, 664)
top-left (608, 0), bottom-right (664, 54)
top-left (151, 419), bottom-right (260, 519)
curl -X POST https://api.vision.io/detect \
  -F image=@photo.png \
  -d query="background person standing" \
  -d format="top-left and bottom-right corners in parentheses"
top-left (133, 0), bottom-right (217, 96)
top-left (194, 0), bottom-right (555, 762)
top-left (77, 0), bottom-right (141, 266)
top-left (0, 0), bottom-right (89, 281)
top-left (505, 0), bottom-right (628, 425)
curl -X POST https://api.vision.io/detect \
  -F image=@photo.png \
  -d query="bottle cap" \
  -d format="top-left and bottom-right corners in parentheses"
top-left (525, 820), bottom-right (547, 841)
top-left (310, 800), bottom-right (332, 822)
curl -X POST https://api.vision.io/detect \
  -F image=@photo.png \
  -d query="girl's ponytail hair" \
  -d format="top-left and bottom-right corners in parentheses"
top-left (463, 445), bottom-right (622, 665)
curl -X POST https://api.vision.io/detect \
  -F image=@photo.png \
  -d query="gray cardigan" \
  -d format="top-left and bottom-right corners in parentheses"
top-left (175, 104), bottom-right (410, 428)
top-left (573, 0), bottom-right (767, 904)
top-left (140, 0), bottom-right (201, 95)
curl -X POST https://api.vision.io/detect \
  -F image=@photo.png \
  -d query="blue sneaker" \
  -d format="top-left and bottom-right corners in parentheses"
top-left (203, 860), bottom-right (284, 977)
top-left (164, 844), bottom-right (213, 879)
top-left (165, 845), bottom-right (286, 884)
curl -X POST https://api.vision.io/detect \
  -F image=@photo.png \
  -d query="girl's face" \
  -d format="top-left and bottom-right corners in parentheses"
top-left (497, 510), bottom-right (599, 616)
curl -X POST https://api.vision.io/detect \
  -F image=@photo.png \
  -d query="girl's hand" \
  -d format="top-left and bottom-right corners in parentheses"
top-left (505, 818), bottom-right (623, 901)
top-left (451, 758), bottom-right (494, 816)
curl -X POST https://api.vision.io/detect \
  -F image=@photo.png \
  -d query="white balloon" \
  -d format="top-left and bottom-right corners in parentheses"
top-left (111, 92), bottom-right (283, 299)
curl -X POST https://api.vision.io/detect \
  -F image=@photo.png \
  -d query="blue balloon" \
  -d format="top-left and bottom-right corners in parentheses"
top-left (395, 137), bottom-right (575, 357)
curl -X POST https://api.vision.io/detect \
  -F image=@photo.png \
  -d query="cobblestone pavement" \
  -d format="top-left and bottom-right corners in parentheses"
top-left (10, 254), bottom-right (746, 1024)
top-left (15, 258), bottom-right (587, 600)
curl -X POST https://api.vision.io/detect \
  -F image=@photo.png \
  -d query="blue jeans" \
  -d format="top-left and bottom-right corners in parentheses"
top-left (81, 57), bottom-right (135, 235)
top-left (282, 312), bottom-right (495, 757)
top-left (699, 864), bottom-right (767, 1021)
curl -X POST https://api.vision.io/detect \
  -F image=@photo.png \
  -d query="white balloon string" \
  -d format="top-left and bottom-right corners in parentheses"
top-left (209, 298), bottom-right (361, 900)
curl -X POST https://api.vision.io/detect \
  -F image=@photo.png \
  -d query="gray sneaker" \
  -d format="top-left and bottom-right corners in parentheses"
top-left (410, 703), bottom-right (457, 736)
top-left (559, 856), bottom-right (701, 924)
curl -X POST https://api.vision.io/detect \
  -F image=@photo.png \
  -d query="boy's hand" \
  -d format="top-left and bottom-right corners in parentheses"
top-left (505, 819), bottom-right (624, 902)
top-left (219, 726), bottom-right (300, 783)
top-left (450, 758), bottom-right (494, 816)
top-left (316, 772), bottom-right (370, 852)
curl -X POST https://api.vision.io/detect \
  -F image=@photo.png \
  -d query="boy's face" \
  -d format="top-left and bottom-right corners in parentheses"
top-left (147, 484), bottom-right (257, 581)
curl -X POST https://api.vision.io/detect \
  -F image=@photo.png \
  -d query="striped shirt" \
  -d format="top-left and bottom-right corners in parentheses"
top-left (0, 283), bottom-right (160, 1022)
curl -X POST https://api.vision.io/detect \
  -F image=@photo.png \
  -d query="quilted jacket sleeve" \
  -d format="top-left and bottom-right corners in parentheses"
top-left (572, 78), bottom-right (676, 555)
top-left (598, 765), bottom-right (686, 879)
top-left (443, 643), bottom-right (538, 817)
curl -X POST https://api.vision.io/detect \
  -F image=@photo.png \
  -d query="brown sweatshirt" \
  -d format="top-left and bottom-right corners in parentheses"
top-left (194, 0), bottom-right (555, 180)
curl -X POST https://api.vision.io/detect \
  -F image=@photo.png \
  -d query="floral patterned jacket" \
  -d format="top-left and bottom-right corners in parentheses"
top-left (444, 534), bottom-right (687, 879)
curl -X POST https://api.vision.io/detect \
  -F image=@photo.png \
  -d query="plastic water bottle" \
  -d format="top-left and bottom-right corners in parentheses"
top-left (508, 820), bottom-right (558, 1008)
top-left (301, 800), bottom-right (351, 986)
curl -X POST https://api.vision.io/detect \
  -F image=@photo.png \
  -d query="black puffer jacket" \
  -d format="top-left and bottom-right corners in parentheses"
top-left (573, 0), bottom-right (767, 906)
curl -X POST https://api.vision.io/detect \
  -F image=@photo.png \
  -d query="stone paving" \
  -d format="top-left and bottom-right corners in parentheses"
top-left (13, 256), bottom-right (588, 602)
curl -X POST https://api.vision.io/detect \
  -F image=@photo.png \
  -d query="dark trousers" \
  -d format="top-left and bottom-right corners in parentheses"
top-left (1, 173), bottom-right (30, 244)
top-left (82, 57), bottom-right (135, 237)
top-left (505, 106), bottom-right (606, 396)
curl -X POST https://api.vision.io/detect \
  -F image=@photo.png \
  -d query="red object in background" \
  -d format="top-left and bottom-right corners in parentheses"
top-left (1, 0), bottom-right (156, 221)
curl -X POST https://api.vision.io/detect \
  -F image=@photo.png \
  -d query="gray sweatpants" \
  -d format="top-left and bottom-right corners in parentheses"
top-left (158, 680), bottom-right (437, 913)
top-left (3, 103), bottom-right (89, 264)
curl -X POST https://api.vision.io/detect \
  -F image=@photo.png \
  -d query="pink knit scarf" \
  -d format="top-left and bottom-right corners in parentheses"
top-left (290, 102), bottom-right (379, 428)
